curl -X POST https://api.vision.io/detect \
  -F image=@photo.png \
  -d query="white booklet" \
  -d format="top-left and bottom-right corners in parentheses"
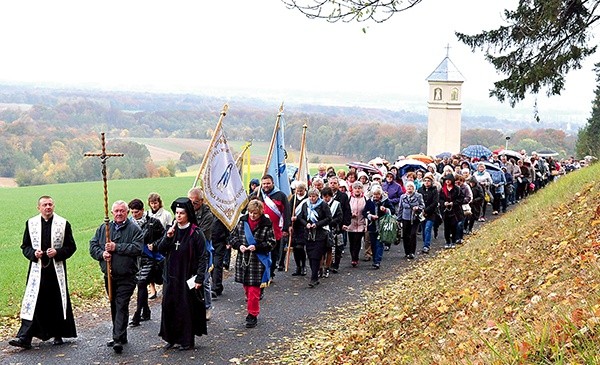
top-left (186, 275), bottom-right (197, 289)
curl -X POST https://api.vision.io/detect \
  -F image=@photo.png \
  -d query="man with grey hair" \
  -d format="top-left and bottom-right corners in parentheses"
top-left (90, 200), bottom-right (143, 354)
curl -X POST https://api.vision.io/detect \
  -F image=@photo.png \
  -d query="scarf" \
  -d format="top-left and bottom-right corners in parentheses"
top-left (307, 198), bottom-right (323, 223)
top-left (243, 221), bottom-right (271, 288)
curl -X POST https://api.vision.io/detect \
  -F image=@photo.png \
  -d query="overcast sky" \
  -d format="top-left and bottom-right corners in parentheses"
top-left (0, 0), bottom-right (597, 123)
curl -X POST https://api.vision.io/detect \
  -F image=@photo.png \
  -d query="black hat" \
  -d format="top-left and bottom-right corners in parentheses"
top-left (442, 174), bottom-right (455, 184)
top-left (170, 197), bottom-right (198, 226)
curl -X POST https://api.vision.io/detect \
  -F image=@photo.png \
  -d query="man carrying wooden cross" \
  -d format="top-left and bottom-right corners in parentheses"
top-left (89, 200), bottom-right (143, 354)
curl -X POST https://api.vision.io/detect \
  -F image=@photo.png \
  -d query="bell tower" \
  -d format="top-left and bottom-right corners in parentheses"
top-left (426, 46), bottom-right (465, 157)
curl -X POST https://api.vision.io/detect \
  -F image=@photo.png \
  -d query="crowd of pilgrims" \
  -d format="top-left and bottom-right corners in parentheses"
top-left (9, 149), bottom-right (590, 354)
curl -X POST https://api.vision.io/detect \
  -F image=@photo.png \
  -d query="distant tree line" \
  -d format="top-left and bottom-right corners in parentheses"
top-left (0, 86), bottom-right (580, 186)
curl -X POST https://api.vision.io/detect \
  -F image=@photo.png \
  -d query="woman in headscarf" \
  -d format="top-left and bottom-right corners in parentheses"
top-left (438, 174), bottom-right (464, 249)
top-left (296, 188), bottom-right (331, 287)
top-left (229, 199), bottom-right (275, 329)
top-left (156, 198), bottom-right (208, 351)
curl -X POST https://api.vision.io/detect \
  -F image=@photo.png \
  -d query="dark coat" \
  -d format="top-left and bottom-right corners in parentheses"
top-left (230, 214), bottom-right (275, 286)
top-left (89, 218), bottom-right (143, 279)
top-left (290, 194), bottom-right (309, 247)
top-left (327, 199), bottom-right (344, 234)
top-left (363, 197), bottom-right (394, 232)
top-left (134, 214), bottom-right (165, 283)
top-left (297, 199), bottom-right (332, 260)
top-left (418, 184), bottom-right (439, 220)
top-left (297, 200), bottom-right (332, 242)
top-left (333, 190), bottom-right (352, 226)
top-left (469, 182), bottom-right (485, 218)
top-left (156, 223), bottom-right (208, 343)
top-left (438, 185), bottom-right (465, 223)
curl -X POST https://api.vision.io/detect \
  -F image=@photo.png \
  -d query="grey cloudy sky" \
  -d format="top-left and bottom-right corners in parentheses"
top-left (0, 0), bottom-right (596, 123)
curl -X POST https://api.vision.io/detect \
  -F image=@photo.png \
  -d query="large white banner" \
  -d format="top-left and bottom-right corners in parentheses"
top-left (201, 125), bottom-right (248, 231)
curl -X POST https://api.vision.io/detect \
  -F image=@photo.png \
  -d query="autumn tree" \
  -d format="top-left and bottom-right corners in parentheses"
top-left (576, 61), bottom-right (600, 158)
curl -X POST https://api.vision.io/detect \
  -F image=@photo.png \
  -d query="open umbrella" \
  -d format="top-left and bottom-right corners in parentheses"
top-left (480, 161), bottom-right (502, 172)
top-left (346, 161), bottom-right (380, 174)
top-left (461, 145), bottom-right (492, 159)
top-left (498, 149), bottom-right (522, 160)
top-left (435, 151), bottom-right (452, 159)
top-left (395, 159), bottom-right (427, 175)
top-left (407, 154), bottom-right (434, 164)
top-left (536, 149), bottom-right (559, 157)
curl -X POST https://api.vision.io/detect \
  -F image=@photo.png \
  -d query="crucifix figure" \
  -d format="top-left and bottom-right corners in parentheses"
top-left (84, 132), bottom-right (124, 301)
top-left (175, 241), bottom-right (181, 251)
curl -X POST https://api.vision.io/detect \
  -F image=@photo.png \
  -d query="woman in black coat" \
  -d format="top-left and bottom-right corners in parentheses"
top-left (297, 188), bottom-right (332, 288)
top-left (438, 174), bottom-right (464, 249)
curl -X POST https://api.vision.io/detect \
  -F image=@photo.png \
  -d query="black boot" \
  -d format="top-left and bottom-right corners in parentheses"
top-left (291, 267), bottom-right (302, 276)
top-left (141, 307), bottom-right (151, 321)
top-left (129, 311), bottom-right (141, 327)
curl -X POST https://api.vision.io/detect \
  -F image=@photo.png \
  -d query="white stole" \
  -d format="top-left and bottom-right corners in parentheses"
top-left (20, 214), bottom-right (68, 321)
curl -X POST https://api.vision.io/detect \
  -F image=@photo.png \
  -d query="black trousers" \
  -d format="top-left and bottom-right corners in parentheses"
top-left (106, 276), bottom-right (136, 343)
top-left (293, 245), bottom-right (306, 269)
top-left (401, 219), bottom-right (419, 255)
top-left (270, 239), bottom-right (282, 275)
top-left (347, 232), bottom-right (364, 262)
top-left (212, 239), bottom-right (227, 295)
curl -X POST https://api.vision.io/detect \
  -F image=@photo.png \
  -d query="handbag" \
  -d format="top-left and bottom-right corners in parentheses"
top-left (462, 204), bottom-right (472, 216)
top-left (326, 230), bottom-right (335, 248)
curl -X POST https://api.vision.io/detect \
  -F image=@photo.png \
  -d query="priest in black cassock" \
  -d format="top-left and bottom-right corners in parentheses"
top-left (156, 197), bottom-right (208, 351)
top-left (9, 196), bottom-right (77, 350)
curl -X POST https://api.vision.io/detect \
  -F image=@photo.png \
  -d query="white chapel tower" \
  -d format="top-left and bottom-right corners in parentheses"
top-left (426, 49), bottom-right (465, 157)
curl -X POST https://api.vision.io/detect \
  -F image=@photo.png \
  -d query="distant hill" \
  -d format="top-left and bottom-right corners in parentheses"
top-left (0, 84), bottom-right (578, 131)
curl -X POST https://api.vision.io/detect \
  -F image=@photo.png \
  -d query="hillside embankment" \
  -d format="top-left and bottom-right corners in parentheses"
top-left (260, 164), bottom-right (600, 364)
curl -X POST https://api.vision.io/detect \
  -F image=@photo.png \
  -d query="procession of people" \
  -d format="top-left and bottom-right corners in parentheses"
top-left (8, 147), bottom-right (590, 354)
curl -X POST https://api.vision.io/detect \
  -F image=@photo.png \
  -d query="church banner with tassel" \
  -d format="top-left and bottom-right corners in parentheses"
top-left (196, 104), bottom-right (248, 231)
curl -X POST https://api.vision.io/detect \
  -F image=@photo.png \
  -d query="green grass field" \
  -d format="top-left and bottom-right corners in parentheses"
top-left (0, 163), bottom-right (346, 319)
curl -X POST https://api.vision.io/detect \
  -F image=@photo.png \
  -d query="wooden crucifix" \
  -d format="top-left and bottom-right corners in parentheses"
top-left (84, 132), bottom-right (124, 301)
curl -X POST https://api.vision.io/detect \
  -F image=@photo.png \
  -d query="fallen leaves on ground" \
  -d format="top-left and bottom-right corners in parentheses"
top-left (257, 174), bottom-right (600, 364)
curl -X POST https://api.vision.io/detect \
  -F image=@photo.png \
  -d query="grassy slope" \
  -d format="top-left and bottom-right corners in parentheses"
top-left (265, 164), bottom-right (600, 364)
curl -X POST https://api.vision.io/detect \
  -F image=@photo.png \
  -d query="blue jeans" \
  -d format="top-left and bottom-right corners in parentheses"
top-left (422, 219), bottom-right (435, 249)
top-left (456, 219), bottom-right (465, 241)
top-left (368, 232), bottom-right (384, 265)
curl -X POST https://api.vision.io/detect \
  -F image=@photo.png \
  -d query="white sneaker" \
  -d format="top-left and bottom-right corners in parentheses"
top-left (206, 308), bottom-right (212, 321)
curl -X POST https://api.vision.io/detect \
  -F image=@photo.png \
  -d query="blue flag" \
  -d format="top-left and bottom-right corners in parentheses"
top-left (264, 110), bottom-right (291, 196)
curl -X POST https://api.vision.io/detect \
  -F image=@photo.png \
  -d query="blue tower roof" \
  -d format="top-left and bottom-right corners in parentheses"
top-left (426, 56), bottom-right (465, 82)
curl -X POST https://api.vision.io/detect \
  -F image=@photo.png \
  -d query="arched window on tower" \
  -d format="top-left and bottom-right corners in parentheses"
top-left (451, 88), bottom-right (459, 101)
top-left (434, 88), bottom-right (442, 101)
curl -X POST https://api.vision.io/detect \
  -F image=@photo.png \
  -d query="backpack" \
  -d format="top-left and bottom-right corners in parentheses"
top-left (378, 213), bottom-right (399, 246)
